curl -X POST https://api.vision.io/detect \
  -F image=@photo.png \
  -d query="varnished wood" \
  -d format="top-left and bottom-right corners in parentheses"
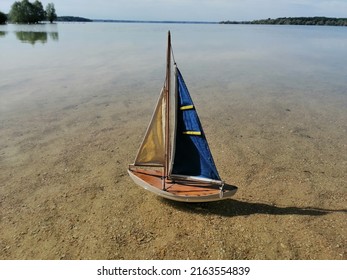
top-left (164, 31), bottom-right (171, 179)
top-left (128, 167), bottom-right (237, 202)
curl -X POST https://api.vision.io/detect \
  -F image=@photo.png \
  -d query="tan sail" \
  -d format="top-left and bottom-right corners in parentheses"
top-left (134, 87), bottom-right (166, 166)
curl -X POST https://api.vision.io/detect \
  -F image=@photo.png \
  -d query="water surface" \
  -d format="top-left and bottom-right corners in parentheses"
top-left (0, 23), bottom-right (346, 259)
top-left (1, 23), bottom-right (346, 111)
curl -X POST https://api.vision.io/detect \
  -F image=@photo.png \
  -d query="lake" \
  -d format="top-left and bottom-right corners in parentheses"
top-left (0, 23), bottom-right (346, 260)
top-left (1, 23), bottom-right (347, 106)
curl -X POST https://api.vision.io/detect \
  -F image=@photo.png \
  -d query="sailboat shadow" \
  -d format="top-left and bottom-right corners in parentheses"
top-left (160, 198), bottom-right (347, 217)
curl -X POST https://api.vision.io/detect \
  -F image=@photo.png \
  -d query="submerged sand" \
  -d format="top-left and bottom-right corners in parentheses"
top-left (0, 74), bottom-right (346, 260)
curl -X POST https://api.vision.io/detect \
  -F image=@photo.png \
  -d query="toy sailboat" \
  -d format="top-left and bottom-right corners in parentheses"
top-left (128, 31), bottom-right (237, 202)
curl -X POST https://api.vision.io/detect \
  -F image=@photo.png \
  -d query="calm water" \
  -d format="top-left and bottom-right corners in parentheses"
top-left (1, 22), bottom-right (347, 125)
top-left (1, 23), bottom-right (346, 261)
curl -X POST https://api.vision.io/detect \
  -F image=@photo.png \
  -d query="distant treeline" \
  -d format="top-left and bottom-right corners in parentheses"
top-left (57, 18), bottom-right (215, 23)
top-left (1, 1), bottom-right (57, 24)
top-left (57, 16), bottom-right (92, 22)
top-left (93, 19), bottom-right (217, 24)
top-left (221, 17), bottom-right (347, 26)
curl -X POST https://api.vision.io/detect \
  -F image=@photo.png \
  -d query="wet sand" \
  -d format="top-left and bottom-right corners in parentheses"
top-left (0, 75), bottom-right (346, 260)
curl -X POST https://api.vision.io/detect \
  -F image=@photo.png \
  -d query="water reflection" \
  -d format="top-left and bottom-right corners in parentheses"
top-left (0, 24), bottom-right (59, 44)
top-left (15, 31), bottom-right (59, 44)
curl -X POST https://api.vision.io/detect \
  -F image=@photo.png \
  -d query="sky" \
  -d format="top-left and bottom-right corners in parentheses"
top-left (1, 0), bottom-right (346, 21)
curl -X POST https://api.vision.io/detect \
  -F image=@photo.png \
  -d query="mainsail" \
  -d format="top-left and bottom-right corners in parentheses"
top-left (134, 87), bottom-right (166, 166)
top-left (170, 68), bottom-right (221, 181)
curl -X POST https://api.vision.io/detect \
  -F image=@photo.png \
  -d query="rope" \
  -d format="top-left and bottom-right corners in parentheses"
top-left (170, 43), bottom-right (177, 66)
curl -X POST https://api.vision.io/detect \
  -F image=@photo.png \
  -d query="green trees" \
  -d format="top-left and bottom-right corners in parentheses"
top-left (46, 3), bottom-right (57, 23)
top-left (33, 0), bottom-right (45, 22)
top-left (10, 0), bottom-right (45, 23)
top-left (221, 17), bottom-right (347, 26)
top-left (250, 17), bottom-right (347, 26)
top-left (0, 11), bottom-right (8, 24)
top-left (9, 0), bottom-right (57, 24)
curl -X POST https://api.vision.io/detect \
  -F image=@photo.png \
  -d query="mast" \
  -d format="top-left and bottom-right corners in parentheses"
top-left (164, 31), bottom-right (171, 182)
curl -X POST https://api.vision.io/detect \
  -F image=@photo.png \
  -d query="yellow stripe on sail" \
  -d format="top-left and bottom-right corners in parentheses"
top-left (182, 131), bottom-right (201, 136)
top-left (180, 105), bottom-right (194, 110)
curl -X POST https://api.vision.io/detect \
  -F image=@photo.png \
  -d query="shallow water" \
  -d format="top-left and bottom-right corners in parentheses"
top-left (0, 23), bottom-right (346, 259)
top-left (1, 23), bottom-right (346, 174)
top-left (1, 23), bottom-right (347, 103)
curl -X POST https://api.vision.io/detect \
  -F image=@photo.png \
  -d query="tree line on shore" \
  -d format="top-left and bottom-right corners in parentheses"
top-left (221, 17), bottom-right (347, 26)
top-left (2, 7), bottom-right (347, 27)
top-left (0, 0), bottom-right (57, 24)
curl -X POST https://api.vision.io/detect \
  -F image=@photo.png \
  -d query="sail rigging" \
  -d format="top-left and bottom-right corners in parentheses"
top-left (128, 31), bottom-right (237, 202)
top-left (133, 35), bottom-right (220, 181)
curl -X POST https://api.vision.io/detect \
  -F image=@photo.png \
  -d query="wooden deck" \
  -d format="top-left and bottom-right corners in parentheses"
top-left (128, 167), bottom-right (237, 202)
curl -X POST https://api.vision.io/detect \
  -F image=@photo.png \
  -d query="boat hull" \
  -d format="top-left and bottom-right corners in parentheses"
top-left (128, 168), bottom-right (237, 203)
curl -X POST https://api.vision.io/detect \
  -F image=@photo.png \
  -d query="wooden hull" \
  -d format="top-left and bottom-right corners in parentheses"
top-left (128, 167), bottom-right (237, 202)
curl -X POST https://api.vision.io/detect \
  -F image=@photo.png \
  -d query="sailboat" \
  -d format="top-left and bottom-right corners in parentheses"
top-left (128, 31), bottom-right (238, 202)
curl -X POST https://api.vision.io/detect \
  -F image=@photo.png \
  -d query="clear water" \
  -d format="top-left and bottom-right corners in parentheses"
top-left (1, 22), bottom-right (346, 157)
top-left (1, 23), bottom-right (347, 260)
top-left (1, 23), bottom-right (347, 106)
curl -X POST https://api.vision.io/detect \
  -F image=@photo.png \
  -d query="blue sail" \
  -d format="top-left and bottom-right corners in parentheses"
top-left (171, 68), bottom-right (221, 181)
